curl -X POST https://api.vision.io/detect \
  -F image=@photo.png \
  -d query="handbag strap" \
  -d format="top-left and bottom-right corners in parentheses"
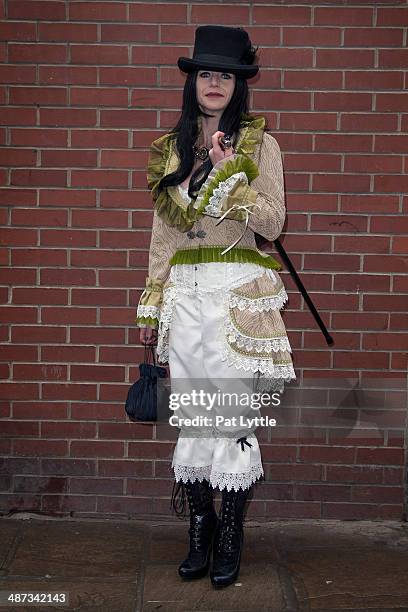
top-left (143, 341), bottom-right (157, 366)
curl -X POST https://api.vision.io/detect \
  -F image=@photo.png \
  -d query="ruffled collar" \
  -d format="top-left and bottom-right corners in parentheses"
top-left (149, 113), bottom-right (266, 232)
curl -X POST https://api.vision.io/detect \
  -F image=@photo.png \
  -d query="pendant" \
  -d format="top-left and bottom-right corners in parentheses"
top-left (193, 145), bottom-right (209, 161)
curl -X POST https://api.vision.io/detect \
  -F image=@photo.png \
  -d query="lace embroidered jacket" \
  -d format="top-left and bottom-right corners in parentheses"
top-left (136, 114), bottom-right (296, 383)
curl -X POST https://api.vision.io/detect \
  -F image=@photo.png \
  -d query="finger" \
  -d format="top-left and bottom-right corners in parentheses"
top-left (211, 131), bottom-right (224, 154)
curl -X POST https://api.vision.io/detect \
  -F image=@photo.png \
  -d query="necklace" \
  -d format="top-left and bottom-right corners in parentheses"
top-left (193, 144), bottom-right (209, 161)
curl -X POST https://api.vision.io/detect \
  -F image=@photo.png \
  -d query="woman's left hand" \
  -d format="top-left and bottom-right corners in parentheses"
top-left (209, 131), bottom-right (235, 166)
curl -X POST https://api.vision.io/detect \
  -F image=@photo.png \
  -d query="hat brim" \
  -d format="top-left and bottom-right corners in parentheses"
top-left (177, 57), bottom-right (258, 79)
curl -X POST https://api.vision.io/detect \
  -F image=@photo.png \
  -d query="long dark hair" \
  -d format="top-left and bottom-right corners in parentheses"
top-left (158, 70), bottom-right (250, 200)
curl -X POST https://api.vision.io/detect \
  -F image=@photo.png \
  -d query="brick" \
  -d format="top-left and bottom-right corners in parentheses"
top-left (0, 21), bottom-right (37, 42)
top-left (107, 111), bottom-right (157, 132)
top-left (9, 43), bottom-right (66, 63)
top-left (300, 445), bottom-right (355, 464)
top-left (101, 190), bottom-right (151, 210)
top-left (0, 148), bottom-right (36, 166)
top-left (0, 187), bottom-right (36, 205)
top-left (0, 228), bottom-right (37, 246)
top-left (40, 189), bottom-right (95, 207)
top-left (41, 108), bottom-right (97, 127)
top-left (98, 459), bottom-right (153, 478)
top-left (41, 307), bottom-right (96, 325)
top-left (39, 66), bottom-right (98, 85)
top-left (0, 268), bottom-right (36, 284)
top-left (12, 249), bottom-right (67, 266)
top-left (317, 49), bottom-right (374, 69)
top-left (41, 421), bottom-right (96, 438)
top-left (40, 230), bottom-right (97, 247)
top-left (71, 45), bottom-right (128, 65)
top-left (285, 70), bottom-right (342, 90)
top-left (363, 255), bottom-right (407, 274)
top-left (101, 150), bottom-right (146, 170)
top-left (71, 441), bottom-right (124, 458)
top-left (72, 209), bottom-right (129, 227)
top-left (0, 108), bottom-right (37, 126)
top-left (129, 3), bottom-right (187, 23)
top-left (99, 66), bottom-right (157, 87)
top-left (0, 345), bottom-right (37, 362)
top-left (70, 401), bottom-right (125, 421)
top-left (70, 2), bottom-right (126, 21)
top-left (379, 49), bottom-right (408, 70)
top-left (13, 402), bottom-right (68, 420)
top-left (39, 22), bottom-right (98, 43)
top-left (12, 208), bottom-right (68, 227)
top-left (253, 6), bottom-right (310, 25)
top-left (161, 25), bottom-right (196, 44)
top-left (71, 129), bottom-right (128, 149)
top-left (346, 70), bottom-right (403, 91)
top-left (10, 128), bottom-right (68, 147)
top-left (0, 306), bottom-right (38, 326)
top-left (10, 87), bottom-right (67, 106)
top-left (371, 215), bottom-right (408, 234)
top-left (345, 27), bottom-right (404, 48)
top-left (101, 24), bottom-right (158, 44)
top-left (0, 383), bottom-right (40, 401)
top-left (11, 169), bottom-right (67, 187)
top-left (132, 46), bottom-right (189, 66)
top-left (71, 87), bottom-right (128, 107)
top-left (315, 7), bottom-right (373, 26)
top-left (71, 365), bottom-right (124, 380)
top-left (8, 1), bottom-right (65, 20)
top-left (72, 286), bottom-right (126, 306)
top-left (377, 7), bottom-right (408, 26)
top-left (11, 325), bottom-right (66, 343)
top-left (131, 88), bottom-right (182, 110)
top-left (284, 28), bottom-right (341, 48)
top-left (71, 169), bottom-right (128, 189)
top-left (41, 268), bottom-right (96, 286)
top-left (42, 149), bottom-right (97, 168)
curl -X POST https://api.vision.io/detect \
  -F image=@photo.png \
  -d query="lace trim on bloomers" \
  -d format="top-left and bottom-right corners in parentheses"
top-left (172, 464), bottom-right (212, 483)
top-left (172, 463), bottom-right (264, 492)
top-left (136, 304), bottom-right (160, 319)
top-left (203, 172), bottom-right (248, 217)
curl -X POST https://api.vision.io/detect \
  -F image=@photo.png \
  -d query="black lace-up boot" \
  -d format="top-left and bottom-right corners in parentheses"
top-left (171, 479), bottom-right (218, 579)
top-left (210, 485), bottom-right (251, 588)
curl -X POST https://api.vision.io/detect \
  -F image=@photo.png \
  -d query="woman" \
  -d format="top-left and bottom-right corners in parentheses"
top-left (136, 25), bottom-right (296, 588)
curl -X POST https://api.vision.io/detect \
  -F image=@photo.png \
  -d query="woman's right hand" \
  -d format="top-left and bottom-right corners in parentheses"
top-left (209, 131), bottom-right (235, 166)
top-left (140, 327), bottom-right (158, 345)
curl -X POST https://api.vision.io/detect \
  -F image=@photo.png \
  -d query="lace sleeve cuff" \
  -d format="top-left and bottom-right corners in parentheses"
top-left (193, 154), bottom-right (259, 219)
top-left (135, 276), bottom-right (164, 330)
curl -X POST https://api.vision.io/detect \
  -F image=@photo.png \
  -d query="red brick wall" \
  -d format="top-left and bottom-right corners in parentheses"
top-left (0, 1), bottom-right (407, 520)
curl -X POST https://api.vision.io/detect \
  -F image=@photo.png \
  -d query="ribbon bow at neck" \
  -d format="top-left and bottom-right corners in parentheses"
top-left (236, 436), bottom-right (253, 452)
top-left (215, 201), bottom-right (261, 255)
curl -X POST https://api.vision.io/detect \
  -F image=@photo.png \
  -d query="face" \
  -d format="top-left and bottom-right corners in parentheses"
top-left (196, 69), bottom-right (236, 115)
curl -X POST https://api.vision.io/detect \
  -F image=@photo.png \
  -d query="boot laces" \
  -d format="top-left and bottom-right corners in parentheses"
top-left (217, 498), bottom-right (240, 555)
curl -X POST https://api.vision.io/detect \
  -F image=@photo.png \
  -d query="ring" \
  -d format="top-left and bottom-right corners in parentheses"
top-left (218, 134), bottom-right (232, 151)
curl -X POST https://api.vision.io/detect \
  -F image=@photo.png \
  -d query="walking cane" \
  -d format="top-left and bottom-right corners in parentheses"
top-left (274, 238), bottom-right (334, 346)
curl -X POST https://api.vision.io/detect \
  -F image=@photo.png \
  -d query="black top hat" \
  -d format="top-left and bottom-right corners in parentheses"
top-left (177, 25), bottom-right (259, 79)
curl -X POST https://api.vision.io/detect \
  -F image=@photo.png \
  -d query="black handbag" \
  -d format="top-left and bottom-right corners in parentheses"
top-left (125, 342), bottom-right (168, 422)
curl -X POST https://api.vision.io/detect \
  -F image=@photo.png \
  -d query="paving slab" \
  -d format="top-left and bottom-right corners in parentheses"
top-left (142, 563), bottom-right (284, 611)
top-left (1, 516), bottom-right (408, 611)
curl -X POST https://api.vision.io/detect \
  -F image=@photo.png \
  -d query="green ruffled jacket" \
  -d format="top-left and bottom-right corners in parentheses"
top-left (136, 113), bottom-right (287, 330)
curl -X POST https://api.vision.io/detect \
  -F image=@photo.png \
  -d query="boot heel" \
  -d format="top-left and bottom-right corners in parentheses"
top-left (210, 487), bottom-right (250, 588)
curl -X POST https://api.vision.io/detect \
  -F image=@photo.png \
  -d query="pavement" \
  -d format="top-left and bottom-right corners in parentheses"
top-left (0, 513), bottom-right (408, 612)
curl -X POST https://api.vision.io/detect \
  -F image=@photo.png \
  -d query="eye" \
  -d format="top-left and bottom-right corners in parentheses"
top-left (199, 71), bottom-right (210, 77)
top-left (222, 73), bottom-right (232, 79)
